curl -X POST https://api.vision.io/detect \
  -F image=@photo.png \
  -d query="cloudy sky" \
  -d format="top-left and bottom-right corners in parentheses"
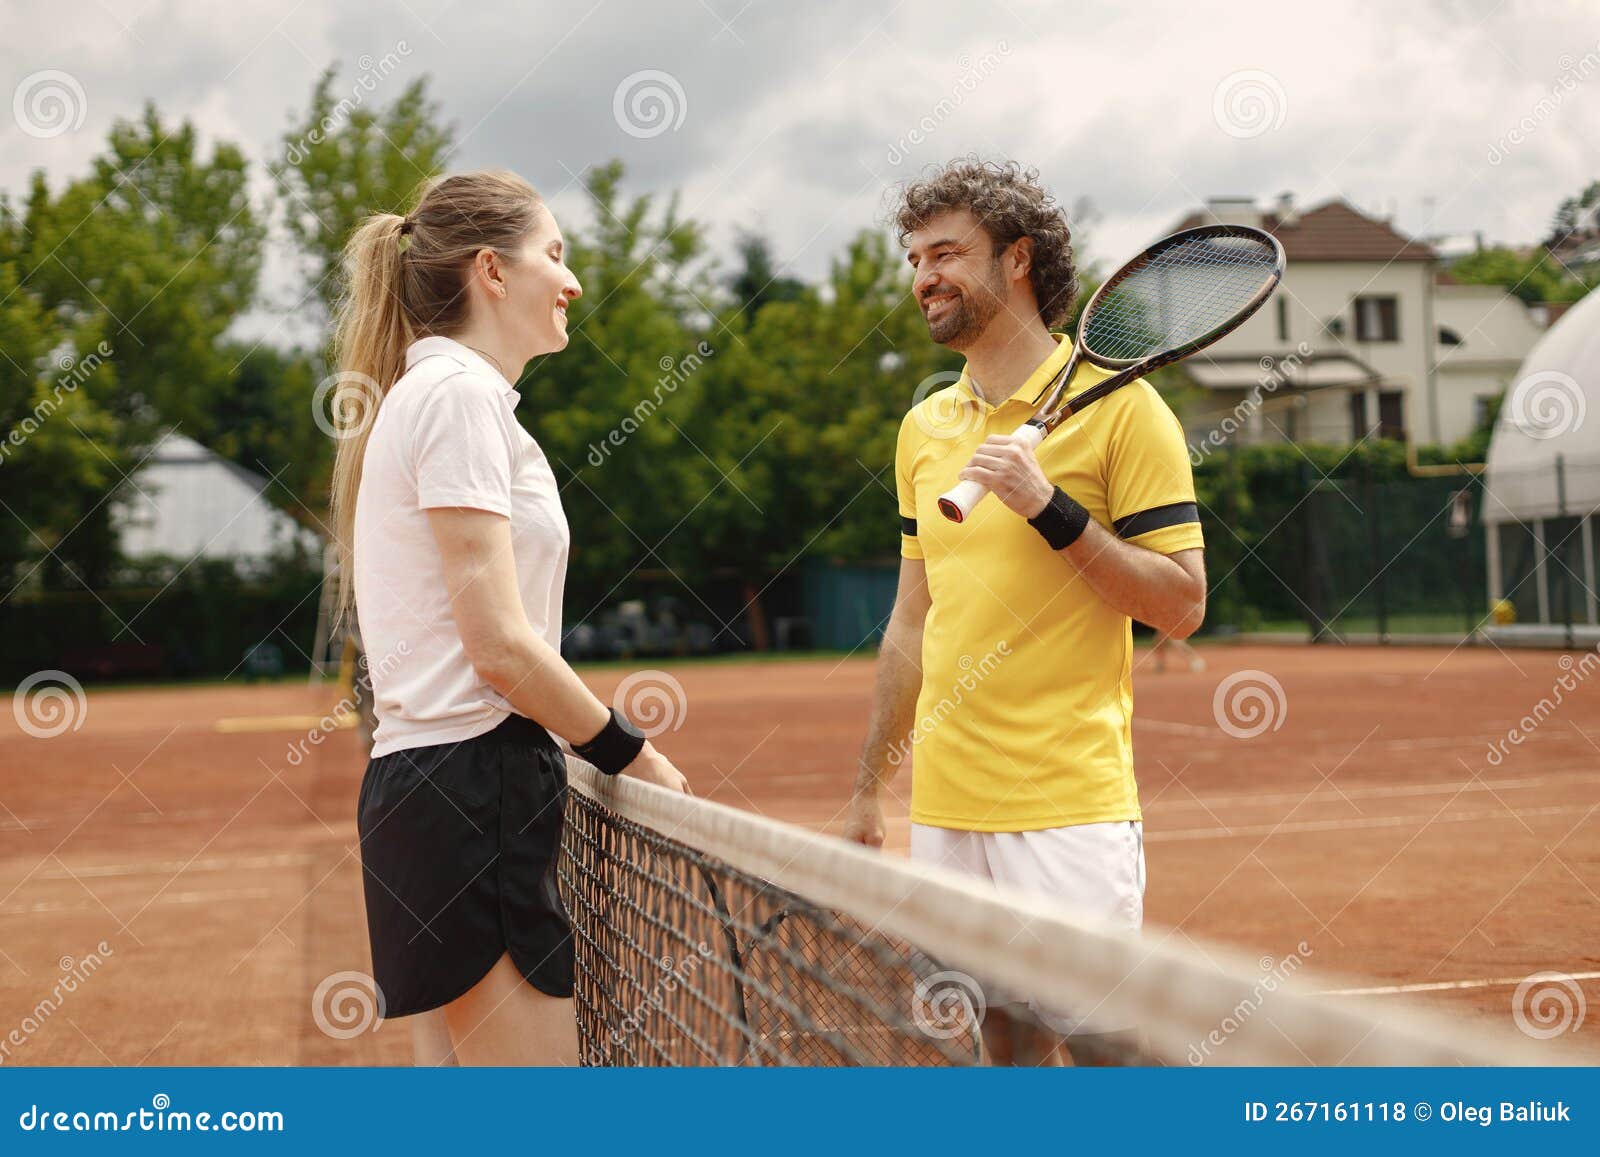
top-left (4, 0), bottom-right (1597, 341)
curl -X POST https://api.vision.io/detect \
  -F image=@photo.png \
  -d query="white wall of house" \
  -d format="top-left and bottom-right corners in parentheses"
top-left (1192, 259), bottom-right (1539, 446)
top-left (1434, 283), bottom-right (1545, 444)
top-left (119, 432), bottom-right (320, 565)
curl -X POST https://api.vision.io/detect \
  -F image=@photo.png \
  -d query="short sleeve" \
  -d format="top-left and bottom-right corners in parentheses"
top-left (410, 374), bottom-right (517, 516)
top-left (1104, 383), bottom-right (1204, 556)
top-left (895, 410), bottom-right (924, 560)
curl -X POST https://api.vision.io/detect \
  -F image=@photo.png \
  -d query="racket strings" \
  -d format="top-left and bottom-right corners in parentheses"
top-left (1083, 236), bottom-right (1278, 362)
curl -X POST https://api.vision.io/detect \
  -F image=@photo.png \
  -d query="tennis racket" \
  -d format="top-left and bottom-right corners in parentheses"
top-left (936, 224), bottom-right (1285, 523)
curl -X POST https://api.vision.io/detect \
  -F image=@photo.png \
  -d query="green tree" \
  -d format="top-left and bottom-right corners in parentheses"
top-left (1448, 246), bottom-right (1585, 305)
top-left (0, 259), bottom-right (121, 589)
top-left (270, 67), bottom-right (452, 320)
top-left (727, 229), bottom-right (806, 318)
top-left (516, 162), bottom-right (717, 618)
top-left (1, 105), bottom-right (261, 589)
top-left (1545, 179), bottom-right (1600, 247)
top-left (17, 105), bottom-right (263, 431)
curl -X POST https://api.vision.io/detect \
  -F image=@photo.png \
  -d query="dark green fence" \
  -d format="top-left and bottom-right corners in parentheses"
top-left (1198, 451), bottom-right (1485, 639)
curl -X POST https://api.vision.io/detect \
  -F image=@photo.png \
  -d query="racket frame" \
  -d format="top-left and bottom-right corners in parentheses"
top-left (935, 224), bottom-right (1284, 524)
top-left (1029, 224), bottom-right (1285, 435)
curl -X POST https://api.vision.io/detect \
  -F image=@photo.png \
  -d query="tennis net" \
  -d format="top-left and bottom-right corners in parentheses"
top-left (557, 759), bottom-right (1545, 1067)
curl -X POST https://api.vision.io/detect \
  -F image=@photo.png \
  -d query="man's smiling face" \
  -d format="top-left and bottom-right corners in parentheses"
top-left (905, 208), bottom-right (1011, 349)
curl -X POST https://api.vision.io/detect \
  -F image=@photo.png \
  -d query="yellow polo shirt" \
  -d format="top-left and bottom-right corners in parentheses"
top-left (896, 335), bottom-right (1203, 831)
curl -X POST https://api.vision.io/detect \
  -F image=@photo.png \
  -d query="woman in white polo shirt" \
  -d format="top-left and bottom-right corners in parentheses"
top-left (327, 169), bottom-right (689, 1066)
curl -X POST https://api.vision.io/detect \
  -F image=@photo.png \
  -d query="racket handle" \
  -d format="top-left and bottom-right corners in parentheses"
top-left (936, 479), bottom-right (989, 524)
top-left (936, 422), bottom-right (1046, 524)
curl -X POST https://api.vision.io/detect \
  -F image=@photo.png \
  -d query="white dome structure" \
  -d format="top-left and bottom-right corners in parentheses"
top-left (1482, 289), bottom-right (1600, 642)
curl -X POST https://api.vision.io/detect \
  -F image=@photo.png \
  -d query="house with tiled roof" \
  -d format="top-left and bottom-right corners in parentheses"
top-left (1174, 196), bottom-right (1544, 452)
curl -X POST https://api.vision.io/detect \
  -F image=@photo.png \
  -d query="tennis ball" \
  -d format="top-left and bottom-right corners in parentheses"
top-left (1491, 598), bottom-right (1516, 625)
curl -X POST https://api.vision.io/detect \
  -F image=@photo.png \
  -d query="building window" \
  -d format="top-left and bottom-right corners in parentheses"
top-left (1276, 296), bottom-right (1288, 341)
top-left (1473, 395), bottom-right (1496, 430)
top-left (1377, 390), bottom-right (1405, 439)
top-left (1348, 390), bottom-right (1407, 440)
top-left (1353, 295), bottom-right (1399, 342)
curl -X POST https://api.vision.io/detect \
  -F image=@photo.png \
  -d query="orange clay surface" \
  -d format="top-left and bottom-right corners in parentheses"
top-left (1, 644), bottom-right (1595, 1065)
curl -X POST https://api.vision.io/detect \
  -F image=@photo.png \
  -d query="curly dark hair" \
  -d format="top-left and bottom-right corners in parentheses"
top-left (894, 158), bottom-right (1079, 327)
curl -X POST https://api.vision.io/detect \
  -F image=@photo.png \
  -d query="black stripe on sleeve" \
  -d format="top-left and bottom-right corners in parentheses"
top-left (901, 515), bottom-right (918, 538)
top-left (1112, 502), bottom-right (1199, 539)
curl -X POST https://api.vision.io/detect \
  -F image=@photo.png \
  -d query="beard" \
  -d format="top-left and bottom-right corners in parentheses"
top-left (922, 268), bottom-right (1006, 348)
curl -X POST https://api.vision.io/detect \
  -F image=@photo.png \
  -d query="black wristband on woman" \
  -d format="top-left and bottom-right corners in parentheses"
top-left (573, 708), bottom-right (646, 776)
top-left (1028, 486), bottom-right (1092, 551)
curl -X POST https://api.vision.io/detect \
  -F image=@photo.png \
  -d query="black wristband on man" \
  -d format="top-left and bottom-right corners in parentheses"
top-left (1028, 485), bottom-right (1092, 551)
top-left (573, 707), bottom-right (646, 776)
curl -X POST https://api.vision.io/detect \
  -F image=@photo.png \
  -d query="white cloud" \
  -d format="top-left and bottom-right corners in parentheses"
top-left (3, 0), bottom-right (1597, 341)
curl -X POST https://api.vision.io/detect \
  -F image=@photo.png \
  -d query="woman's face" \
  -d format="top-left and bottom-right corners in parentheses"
top-left (501, 206), bottom-right (582, 357)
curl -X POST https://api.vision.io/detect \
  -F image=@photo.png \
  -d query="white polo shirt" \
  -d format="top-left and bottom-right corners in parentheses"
top-left (354, 335), bottom-right (571, 757)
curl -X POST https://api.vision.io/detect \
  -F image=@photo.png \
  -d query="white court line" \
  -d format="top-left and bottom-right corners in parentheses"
top-left (0, 888), bottom-right (276, 916)
top-left (0, 809), bottom-right (242, 834)
top-left (1322, 971), bottom-right (1600, 997)
top-left (33, 853), bottom-right (309, 880)
top-left (1148, 804), bottom-right (1597, 842)
top-left (1136, 719), bottom-right (1594, 749)
top-left (1147, 770), bottom-right (1600, 811)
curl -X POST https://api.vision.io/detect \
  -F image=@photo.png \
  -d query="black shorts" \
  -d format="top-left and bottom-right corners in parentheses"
top-left (356, 713), bottom-right (573, 1017)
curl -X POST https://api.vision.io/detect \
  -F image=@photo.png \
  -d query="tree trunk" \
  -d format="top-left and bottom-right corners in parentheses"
top-left (741, 580), bottom-right (770, 651)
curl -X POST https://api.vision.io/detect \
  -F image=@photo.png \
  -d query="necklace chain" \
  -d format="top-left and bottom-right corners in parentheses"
top-left (461, 342), bottom-right (506, 379)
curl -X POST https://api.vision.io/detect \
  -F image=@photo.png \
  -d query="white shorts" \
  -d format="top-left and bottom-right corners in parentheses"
top-left (910, 820), bottom-right (1145, 1035)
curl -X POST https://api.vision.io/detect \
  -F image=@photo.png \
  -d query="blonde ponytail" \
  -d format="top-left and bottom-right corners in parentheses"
top-left (326, 170), bottom-right (544, 627)
top-left (328, 212), bottom-right (411, 625)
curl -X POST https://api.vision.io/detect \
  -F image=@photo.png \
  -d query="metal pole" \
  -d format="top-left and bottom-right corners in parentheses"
top-left (1558, 454), bottom-right (1572, 648)
top-left (1367, 470), bottom-right (1388, 641)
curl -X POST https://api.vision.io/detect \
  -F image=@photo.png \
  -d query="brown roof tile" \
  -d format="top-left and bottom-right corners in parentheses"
top-left (1172, 199), bottom-right (1436, 263)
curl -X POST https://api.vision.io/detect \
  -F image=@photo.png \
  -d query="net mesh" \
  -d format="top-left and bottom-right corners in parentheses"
top-left (1083, 230), bottom-right (1279, 363)
top-left (561, 790), bottom-right (985, 1065)
top-left (557, 759), bottom-right (1545, 1068)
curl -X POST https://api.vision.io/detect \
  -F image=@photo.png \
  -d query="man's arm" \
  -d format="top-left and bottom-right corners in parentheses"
top-left (1058, 530), bottom-right (1206, 638)
top-left (844, 557), bottom-right (930, 847)
top-left (958, 433), bottom-right (1207, 637)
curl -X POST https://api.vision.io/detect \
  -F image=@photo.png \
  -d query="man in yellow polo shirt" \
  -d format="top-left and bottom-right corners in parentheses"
top-left (844, 159), bottom-right (1207, 1065)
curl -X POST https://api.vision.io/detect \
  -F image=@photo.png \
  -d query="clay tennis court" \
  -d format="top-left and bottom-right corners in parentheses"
top-left (2, 642), bottom-right (1596, 1065)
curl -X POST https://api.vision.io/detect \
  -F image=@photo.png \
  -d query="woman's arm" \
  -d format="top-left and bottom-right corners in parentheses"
top-left (426, 506), bottom-right (688, 792)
